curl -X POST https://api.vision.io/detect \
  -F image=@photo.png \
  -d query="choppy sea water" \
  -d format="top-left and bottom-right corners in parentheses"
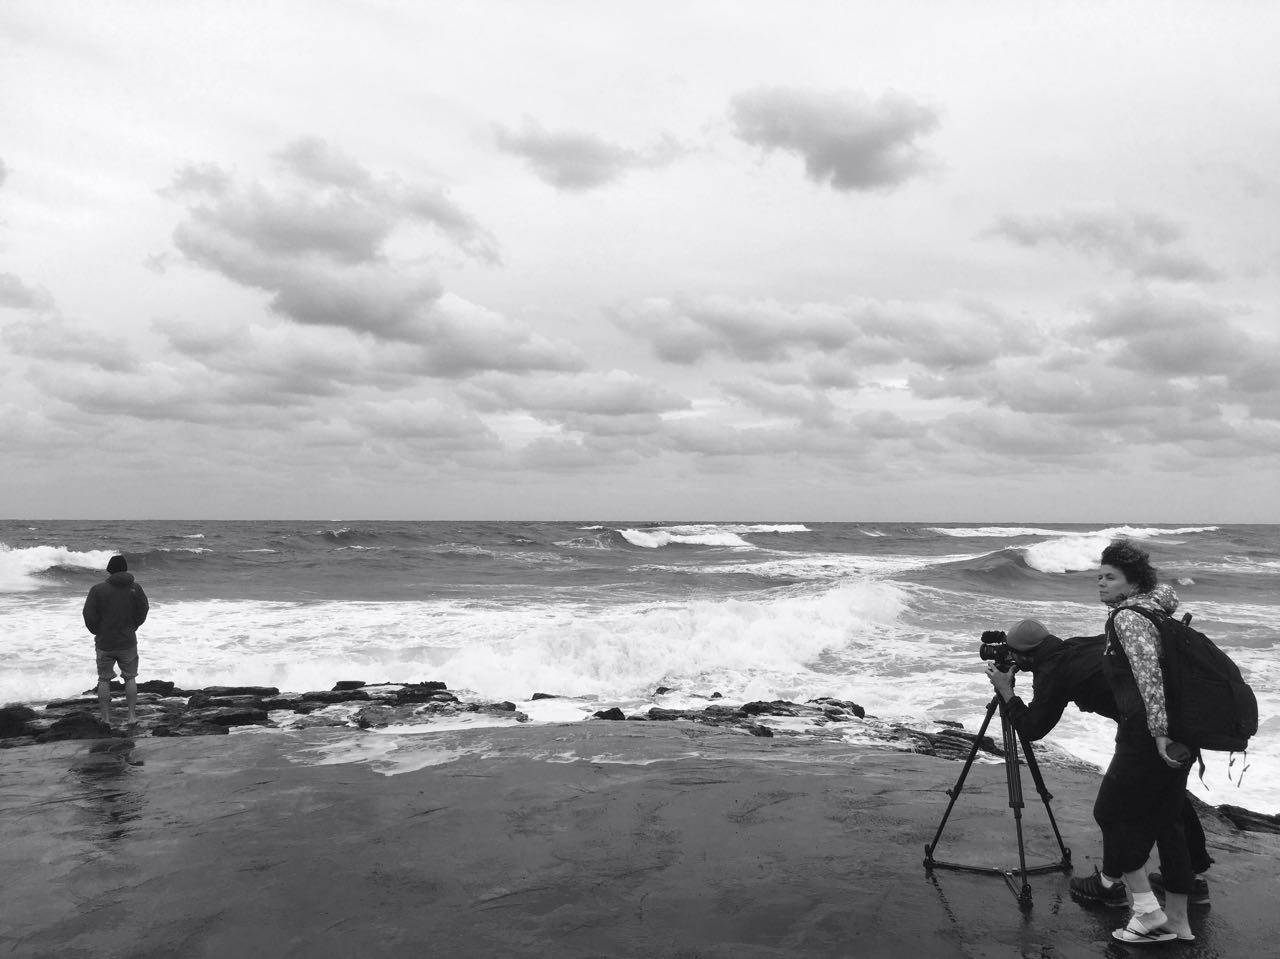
top-left (3, 520), bottom-right (1276, 811)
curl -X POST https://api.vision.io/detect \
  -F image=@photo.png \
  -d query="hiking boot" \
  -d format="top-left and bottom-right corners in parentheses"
top-left (1148, 871), bottom-right (1211, 906)
top-left (1070, 867), bottom-right (1128, 907)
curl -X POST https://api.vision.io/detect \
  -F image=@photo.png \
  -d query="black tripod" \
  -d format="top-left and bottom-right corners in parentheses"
top-left (923, 687), bottom-right (1072, 908)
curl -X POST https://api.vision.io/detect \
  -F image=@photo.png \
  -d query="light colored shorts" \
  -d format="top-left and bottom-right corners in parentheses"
top-left (96, 648), bottom-right (139, 682)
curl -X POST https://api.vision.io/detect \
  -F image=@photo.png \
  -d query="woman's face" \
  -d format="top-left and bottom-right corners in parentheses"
top-left (1098, 563), bottom-right (1135, 605)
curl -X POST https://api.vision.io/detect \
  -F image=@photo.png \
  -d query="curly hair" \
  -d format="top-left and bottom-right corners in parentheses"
top-left (1099, 538), bottom-right (1159, 593)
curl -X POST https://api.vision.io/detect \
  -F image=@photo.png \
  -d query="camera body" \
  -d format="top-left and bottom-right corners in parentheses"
top-left (978, 630), bottom-right (1017, 672)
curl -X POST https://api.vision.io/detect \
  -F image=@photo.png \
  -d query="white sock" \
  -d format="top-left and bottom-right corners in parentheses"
top-left (1132, 891), bottom-right (1161, 914)
top-left (1100, 874), bottom-right (1121, 888)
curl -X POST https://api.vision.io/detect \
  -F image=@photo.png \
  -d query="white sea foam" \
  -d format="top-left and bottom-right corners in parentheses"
top-left (1, 581), bottom-right (907, 707)
top-left (0, 543), bottom-right (117, 593)
top-left (619, 528), bottom-right (755, 549)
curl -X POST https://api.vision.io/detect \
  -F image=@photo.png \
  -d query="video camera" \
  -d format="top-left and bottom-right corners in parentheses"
top-left (978, 630), bottom-right (1017, 672)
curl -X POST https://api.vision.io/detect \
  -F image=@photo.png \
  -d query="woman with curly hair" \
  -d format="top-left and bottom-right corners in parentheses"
top-left (1074, 539), bottom-right (1202, 944)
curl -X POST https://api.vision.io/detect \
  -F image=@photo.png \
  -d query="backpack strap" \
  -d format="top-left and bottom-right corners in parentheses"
top-left (1106, 604), bottom-right (1168, 665)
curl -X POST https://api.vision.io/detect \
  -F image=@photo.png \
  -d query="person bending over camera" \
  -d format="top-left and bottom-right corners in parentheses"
top-left (984, 617), bottom-right (1211, 918)
top-left (984, 619), bottom-right (1116, 743)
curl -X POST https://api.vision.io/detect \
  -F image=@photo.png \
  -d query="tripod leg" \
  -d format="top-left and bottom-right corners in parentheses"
top-left (924, 696), bottom-right (1001, 867)
top-left (1000, 708), bottom-right (1034, 908)
top-left (1015, 726), bottom-right (1072, 867)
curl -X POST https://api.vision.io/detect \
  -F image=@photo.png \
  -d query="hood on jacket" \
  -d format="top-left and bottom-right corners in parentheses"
top-left (107, 571), bottom-right (136, 587)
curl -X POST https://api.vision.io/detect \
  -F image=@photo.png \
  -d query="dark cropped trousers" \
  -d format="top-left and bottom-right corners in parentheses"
top-left (1093, 720), bottom-right (1210, 894)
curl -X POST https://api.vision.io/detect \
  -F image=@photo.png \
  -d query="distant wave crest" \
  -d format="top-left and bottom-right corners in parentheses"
top-left (1023, 525), bottom-right (1220, 574)
top-left (619, 528), bottom-right (754, 549)
top-left (0, 542), bottom-right (117, 592)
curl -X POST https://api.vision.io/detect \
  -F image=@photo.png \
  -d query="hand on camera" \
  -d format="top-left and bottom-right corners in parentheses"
top-left (985, 662), bottom-right (1015, 700)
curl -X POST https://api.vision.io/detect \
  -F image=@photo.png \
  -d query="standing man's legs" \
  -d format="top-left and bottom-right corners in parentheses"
top-left (95, 649), bottom-right (139, 725)
top-left (95, 649), bottom-right (115, 724)
top-left (119, 649), bottom-right (140, 724)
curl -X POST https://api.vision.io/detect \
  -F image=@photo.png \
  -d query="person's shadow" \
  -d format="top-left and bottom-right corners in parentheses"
top-left (68, 738), bottom-right (145, 844)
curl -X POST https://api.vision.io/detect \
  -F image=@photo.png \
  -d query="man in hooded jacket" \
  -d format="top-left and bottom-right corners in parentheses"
top-left (83, 555), bottom-right (149, 725)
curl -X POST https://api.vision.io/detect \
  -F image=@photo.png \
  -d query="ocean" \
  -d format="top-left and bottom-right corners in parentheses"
top-left (3, 520), bottom-right (1276, 812)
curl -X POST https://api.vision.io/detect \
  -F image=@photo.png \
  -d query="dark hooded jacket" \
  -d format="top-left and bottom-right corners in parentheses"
top-left (1002, 633), bottom-right (1120, 741)
top-left (83, 571), bottom-right (149, 650)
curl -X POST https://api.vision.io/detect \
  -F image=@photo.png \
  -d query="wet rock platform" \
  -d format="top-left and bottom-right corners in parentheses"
top-left (1, 719), bottom-right (1278, 958)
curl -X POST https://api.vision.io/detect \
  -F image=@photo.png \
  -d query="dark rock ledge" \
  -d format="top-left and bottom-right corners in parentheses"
top-left (3, 680), bottom-right (1276, 835)
top-left (0, 679), bottom-right (510, 745)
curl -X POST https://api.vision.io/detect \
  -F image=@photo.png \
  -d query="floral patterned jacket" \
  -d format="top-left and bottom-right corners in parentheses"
top-left (1104, 584), bottom-right (1179, 738)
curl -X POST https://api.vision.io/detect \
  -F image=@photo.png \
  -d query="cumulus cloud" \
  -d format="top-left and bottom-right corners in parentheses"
top-left (495, 120), bottom-right (682, 190)
top-left (163, 142), bottom-right (583, 376)
top-left (615, 295), bottom-right (1039, 371)
top-left (729, 87), bottom-right (939, 191)
top-left (1078, 291), bottom-right (1251, 376)
top-left (990, 209), bottom-right (1220, 282)
top-left (0, 273), bottom-right (55, 312)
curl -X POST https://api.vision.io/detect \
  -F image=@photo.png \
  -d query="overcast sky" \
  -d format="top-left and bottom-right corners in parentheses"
top-left (2, 1), bottom-right (1278, 521)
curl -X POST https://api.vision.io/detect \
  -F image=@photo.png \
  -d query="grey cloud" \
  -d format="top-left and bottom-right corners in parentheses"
top-left (1078, 292), bottom-right (1250, 377)
top-left (556, 411), bottom-right (668, 438)
top-left (990, 209), bottom-right (1220, 282)
top-left (165, 163), bottom-right (233, 197)
top-left (935, 409), bottom-right (1099, 461)
top-left (461, 369), bottom-right (686, 417)
top-left (347, 398), bottom-right (500, 446)
top-left (156, 318), bottom-right (384, 397)
top-left (0, 273), bottom-right (55, 312)
top-left (666, 420), bottom-right (814, 457)
top-left (730, 87), bottom-right (939, 191)
top-left (33, 363), bottom-right (252, 425)
top-left (719, 380), bottom-right (836, 426)
top-left (616, 295), bottom-right (1039, 371)
top-left (275, 138), bottom-right (373, 190)
top-left (164, 144), bottom-right (579, 375)
top-left (495, 120), bottom-right (682, 191)
top-left (518, 437), bottom-right (606, 471)
top-left (173, 214), bottom-right (441, 337)
top-left (3, 314), bottom-right (136, 371)
top-left (411, 295), bottom-right (585, 378)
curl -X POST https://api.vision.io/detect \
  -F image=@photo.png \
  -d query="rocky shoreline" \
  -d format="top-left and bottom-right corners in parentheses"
top-left (3, 677), bottom-right (1277, 834)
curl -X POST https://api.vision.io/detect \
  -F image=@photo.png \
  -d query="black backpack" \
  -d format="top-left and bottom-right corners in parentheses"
top-left (1107, 605), bottom-right (1258, 753)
